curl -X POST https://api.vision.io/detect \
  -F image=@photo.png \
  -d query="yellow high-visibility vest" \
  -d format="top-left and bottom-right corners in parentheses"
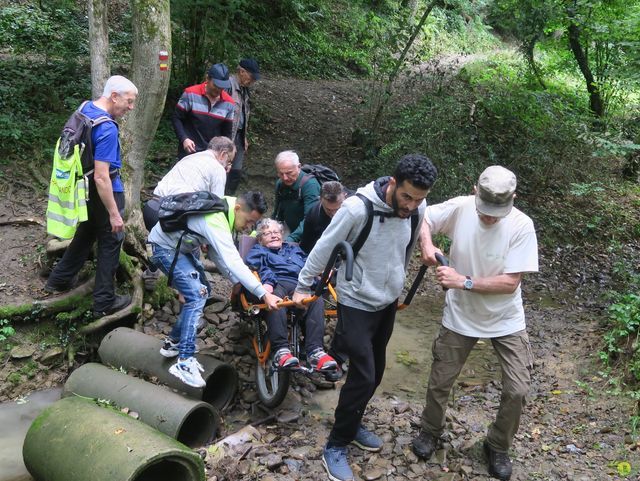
top-left (46, 139), bottom-right (88, 239)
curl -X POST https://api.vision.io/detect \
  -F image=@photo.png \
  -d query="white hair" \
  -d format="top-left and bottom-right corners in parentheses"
top-left (102, 75), bottom-right (138, 97)
top-left (274, 150), bottom-right (300, 167)
top-left (255, 218), bottom-right (283, 242)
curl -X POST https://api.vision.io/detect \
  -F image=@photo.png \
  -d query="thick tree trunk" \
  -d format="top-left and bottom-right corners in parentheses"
top-left (120, 0), bottom-right (171, 233)
top-left (567, 22), bottom-right (604, 117)
top-left (88, 0), bottom-right (110, 99)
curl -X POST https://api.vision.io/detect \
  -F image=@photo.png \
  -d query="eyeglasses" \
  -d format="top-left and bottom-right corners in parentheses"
top-left (261, 230), bottom-right (282, 237)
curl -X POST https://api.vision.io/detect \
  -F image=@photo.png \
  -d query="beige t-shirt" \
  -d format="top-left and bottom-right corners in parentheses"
top-left (154, 150), bottom-right (226, 198)
top-left (426, 196), bottom-right (538, 337)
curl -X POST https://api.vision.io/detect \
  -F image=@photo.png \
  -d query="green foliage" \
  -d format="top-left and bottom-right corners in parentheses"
top-left (0, 318), bottom-right (16, 343)
top-left (601, 293), bottom-right (640, 382)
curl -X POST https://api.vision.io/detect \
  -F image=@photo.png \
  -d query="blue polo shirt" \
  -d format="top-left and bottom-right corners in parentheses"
top-left (81, 102), bottom-right (123, 192)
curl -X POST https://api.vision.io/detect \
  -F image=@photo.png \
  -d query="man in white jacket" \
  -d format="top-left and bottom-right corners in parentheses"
top-left (293, 154), bottom-right (438, 481)
top-left (148, 191), bottom-right (281, 388)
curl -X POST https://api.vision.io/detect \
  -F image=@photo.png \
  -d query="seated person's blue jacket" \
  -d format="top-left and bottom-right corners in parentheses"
top-left (245, 242), bottom-right (308, 288)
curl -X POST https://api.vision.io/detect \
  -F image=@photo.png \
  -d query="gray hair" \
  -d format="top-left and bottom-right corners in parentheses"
top-left (321, 181), bottom-right (344, 202)
top-left (102, 75), bottom-right (138, 97)
top-left (274, 150), bottom-right (300, 167)
top-left (255, 218), bottom-right (284, 242)
top-left (208, 136), bottom-right (236, 158)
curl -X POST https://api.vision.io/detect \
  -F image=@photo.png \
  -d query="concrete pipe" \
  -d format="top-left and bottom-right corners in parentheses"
top-left (63, 363), bottom-right (220, 447)
top-left (98, 327), bottom-right (237, 410)
top-left (23, 396), bottom-right (204, 481)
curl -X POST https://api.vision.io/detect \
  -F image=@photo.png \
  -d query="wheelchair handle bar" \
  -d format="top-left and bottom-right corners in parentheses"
top-left (398, 252), bottom-right (450, 310)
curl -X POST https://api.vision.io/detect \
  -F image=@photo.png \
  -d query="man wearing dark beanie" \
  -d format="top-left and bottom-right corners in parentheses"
top-left (226, 58), bottom-right (261, 195)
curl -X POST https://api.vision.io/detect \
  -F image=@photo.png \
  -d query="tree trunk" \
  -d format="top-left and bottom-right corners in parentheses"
top-left (120, 0), bottom-right (172, 234)
top-left (523, 37), bottom-right (546, 90)
top-left (567, 21), bottom-right (604, 117)
top-left (88, 0), bottom-right (110, 99)
top-left (371, 0), bottom-right (441, 134)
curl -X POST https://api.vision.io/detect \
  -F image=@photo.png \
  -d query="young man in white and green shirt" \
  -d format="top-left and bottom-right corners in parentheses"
top-left (148, 191), bottom-right (281, 388)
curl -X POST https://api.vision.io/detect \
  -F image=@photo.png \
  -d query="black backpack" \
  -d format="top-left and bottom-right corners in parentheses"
top-left (57, 101), bottom-right (114, 176)
top-left (157, 191), bottom-right (229, 284)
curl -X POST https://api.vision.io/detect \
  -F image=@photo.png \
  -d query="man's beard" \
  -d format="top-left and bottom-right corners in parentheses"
top-left (391, 188), bottom-right (414, 218)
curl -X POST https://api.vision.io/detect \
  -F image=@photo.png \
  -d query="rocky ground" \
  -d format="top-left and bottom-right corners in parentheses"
top-left (1, 62), bottom-right (639, 480)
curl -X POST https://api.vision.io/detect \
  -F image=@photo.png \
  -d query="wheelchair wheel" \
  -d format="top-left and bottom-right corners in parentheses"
top-left (255, 356), bottom-right (290, 408)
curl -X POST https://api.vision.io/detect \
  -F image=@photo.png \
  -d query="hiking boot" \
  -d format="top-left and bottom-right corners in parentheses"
top-left (484, 441), bottom-right (512, 480)
top-left (93, 294), bottom-right (131, 318)
top-left (351, 425), bottom-right (383, 452)
top-left (169, 357), bottom-right (206, 388)
top-left (308, 348), bottom-right (338, 372)
top-left (44, 274), bottom-right (79, 294)
top-left (412, 430), bottom-right (438, 460)
top-left (322, 445), bottom-right (354, 481)
top-left (159, 337), bottom-right (200, 358)
top-left (274, 348), bottom-right (299, 369)
top-left (142, 267), bottom-right (161, 291)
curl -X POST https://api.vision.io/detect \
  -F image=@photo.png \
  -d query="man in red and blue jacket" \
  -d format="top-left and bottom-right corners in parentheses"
top-left (172, 63), bottom-right (235, 159)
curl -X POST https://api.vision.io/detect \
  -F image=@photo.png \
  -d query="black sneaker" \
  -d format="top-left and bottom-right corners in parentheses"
top-left (93, 294), bottom-right (132, 318)
top-left (44, 274), bottom-right (79, 294)
top-left (484, 440), bottom-right (512, 480)
top-left (324, 366), bottom-right (343, 382)
top-left (412, 430), bottom-right (438, 460)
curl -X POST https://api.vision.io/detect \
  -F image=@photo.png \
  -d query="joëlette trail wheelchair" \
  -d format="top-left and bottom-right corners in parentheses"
top-left (234, 230), bottom-right (449, 409)
top-left (236, 241), bottom-right (354, 408)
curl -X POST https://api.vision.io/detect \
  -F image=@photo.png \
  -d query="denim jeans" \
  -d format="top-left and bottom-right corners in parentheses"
top-left (150, 244), bottom-right (209, 359)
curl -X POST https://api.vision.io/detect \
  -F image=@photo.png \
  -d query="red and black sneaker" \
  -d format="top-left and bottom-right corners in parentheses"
top-left (308, 348), bottom-right (338, 372)
top-left (274, 348), bottom-right (300, 369)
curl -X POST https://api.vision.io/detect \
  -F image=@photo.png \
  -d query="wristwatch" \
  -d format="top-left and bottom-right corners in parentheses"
top-left (463, 276), bottom-right (473, 291)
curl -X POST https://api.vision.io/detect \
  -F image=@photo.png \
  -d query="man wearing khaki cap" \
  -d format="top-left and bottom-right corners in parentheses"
top-left (412, 166), bottom-right (539, 480)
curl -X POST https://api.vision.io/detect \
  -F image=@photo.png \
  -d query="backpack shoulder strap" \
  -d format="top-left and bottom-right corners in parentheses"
top-left (352, 193), bottom-right (374, 259)
top-left (297, 173), bottom-right (311, 201)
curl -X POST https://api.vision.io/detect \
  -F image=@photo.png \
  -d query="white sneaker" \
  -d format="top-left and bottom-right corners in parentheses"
top-left (169, 357), bottom-right (206, 388)
top-left (159, 337), bottom-right (200, 358)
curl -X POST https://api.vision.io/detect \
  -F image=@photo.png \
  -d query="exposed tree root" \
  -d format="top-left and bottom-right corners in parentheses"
top-left (0, 217), bottom-right (45, 228)
top-left (46, 238), bottom-right (72, 255)
top-left (78, 268), bottom-right (144, 335)
top-left (0, 279), bottom-right (95, 319)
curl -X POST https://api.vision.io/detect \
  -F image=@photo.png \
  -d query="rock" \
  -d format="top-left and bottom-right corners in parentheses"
top-left (290, 446), bottom-right (312, 460)
top-left (10, 345), bottom-right (36, 359)
top-left (277, 410), bottom-right (300, 423)
top-left (363, 467), bottom-right (385, 480)
top-left (394, 401), bottom-right (410, 414)
top-left (241, 390), bottom-right (258, 403)
top-left (39, 347), bottom-right (64, 365)
top-left (284, 458), bottom-right (302, 473)
top-left (263, 453), bottom-right (283, 470)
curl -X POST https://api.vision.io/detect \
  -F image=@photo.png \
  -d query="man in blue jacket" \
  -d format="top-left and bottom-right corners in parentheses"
top-left (245, 218), bottom-right (337, 373)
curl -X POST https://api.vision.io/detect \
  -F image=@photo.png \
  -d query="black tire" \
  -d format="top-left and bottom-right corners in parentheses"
top-left (255, 356), bottom-right (290, 408)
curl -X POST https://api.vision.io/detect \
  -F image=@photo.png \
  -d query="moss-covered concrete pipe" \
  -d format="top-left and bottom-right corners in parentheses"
top-left (23, 396), bottom-right (205, 481)
top-left (63, 363), bottom-right (220, 447)
top-left (98, 327), bottom-right (237, 410)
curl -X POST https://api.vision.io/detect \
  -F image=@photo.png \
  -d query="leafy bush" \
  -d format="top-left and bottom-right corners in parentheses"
top-left (601, 292), bottom-right (640, 382)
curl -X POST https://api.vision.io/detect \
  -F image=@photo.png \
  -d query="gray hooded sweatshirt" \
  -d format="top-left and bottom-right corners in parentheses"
top-left (296, 177), bottom-right (426, 312)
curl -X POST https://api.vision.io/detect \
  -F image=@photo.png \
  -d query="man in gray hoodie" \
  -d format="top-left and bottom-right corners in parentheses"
top-left (293, 154), bottom-right (438, 481)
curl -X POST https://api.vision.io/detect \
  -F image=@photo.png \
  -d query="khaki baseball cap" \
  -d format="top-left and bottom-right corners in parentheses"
top-left (475, 166), bottom-right (517, 218)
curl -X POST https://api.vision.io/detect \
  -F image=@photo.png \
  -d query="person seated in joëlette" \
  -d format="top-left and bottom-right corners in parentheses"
top-left (245, 218), bottom-right (338, 374)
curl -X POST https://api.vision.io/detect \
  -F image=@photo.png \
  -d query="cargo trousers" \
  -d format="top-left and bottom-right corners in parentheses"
top-left (420, 326), bottom-right (534, 452)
